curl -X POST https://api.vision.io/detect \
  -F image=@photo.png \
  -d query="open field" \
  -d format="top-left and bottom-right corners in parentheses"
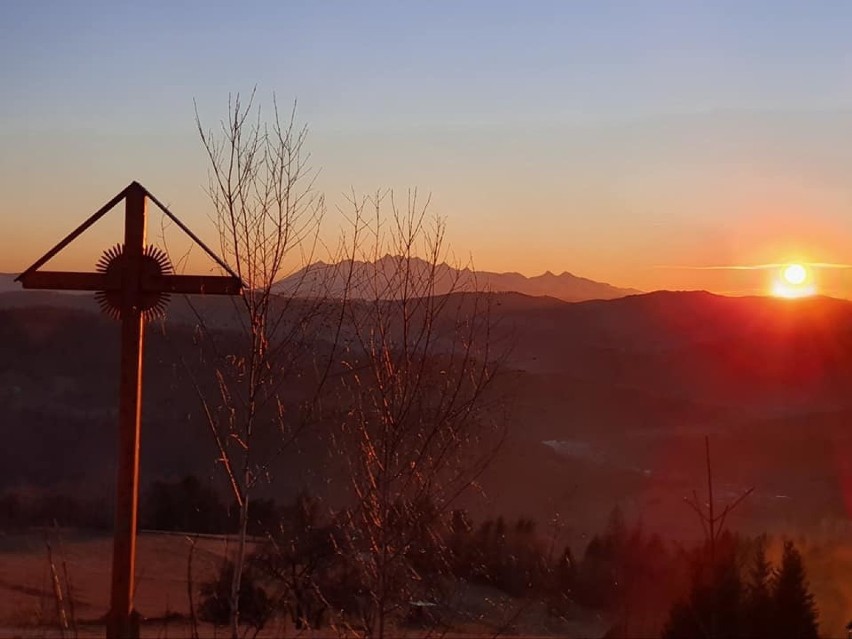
top-left (0, 529), bottom-right (243, 637)
top-left (0, 529), bottom-right (611, 638)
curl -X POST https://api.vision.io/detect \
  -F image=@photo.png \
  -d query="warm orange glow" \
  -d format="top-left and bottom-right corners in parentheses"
top-left (772, 281), bottom-right (816, 298)
top-left (772, 263), bottom-right (816, 298)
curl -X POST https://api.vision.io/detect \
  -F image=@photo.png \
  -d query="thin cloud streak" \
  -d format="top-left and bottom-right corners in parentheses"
top-left (655, 263), bottom-right (852, 271)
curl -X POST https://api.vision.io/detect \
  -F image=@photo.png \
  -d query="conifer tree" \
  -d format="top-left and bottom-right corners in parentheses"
top-left (772, 541), bottom-right (818, 639)
top-left (660, 535), bottom-right (743, 639)
top-left (556, 546), bottom-right (577, 595)
top-left (743, 537), bottom-right (773, 638)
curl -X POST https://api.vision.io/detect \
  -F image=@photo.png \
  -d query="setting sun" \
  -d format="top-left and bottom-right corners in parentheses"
top-left (783, 263), bottom-right (807, 285)
top-left (773, 263), bottom-right (816, 298)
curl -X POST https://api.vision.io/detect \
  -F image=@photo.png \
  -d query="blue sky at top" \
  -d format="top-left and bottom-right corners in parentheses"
top-left (3, 1), bottom-right (852, 294)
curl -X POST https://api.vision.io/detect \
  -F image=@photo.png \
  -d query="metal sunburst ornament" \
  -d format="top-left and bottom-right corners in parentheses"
top-left (95, 244), bottom-right (174, 320)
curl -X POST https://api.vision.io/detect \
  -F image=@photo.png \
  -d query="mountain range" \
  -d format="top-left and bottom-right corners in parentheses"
top-left (271, 256), bottom-right (640, 301)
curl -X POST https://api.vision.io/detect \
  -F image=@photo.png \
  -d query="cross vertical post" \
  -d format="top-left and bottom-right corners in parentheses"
top-left (107, 183), bottom-right (146, 639)
top-left (15, 181), bottom-right (243, 639)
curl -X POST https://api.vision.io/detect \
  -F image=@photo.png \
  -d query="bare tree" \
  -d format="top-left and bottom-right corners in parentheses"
top-left (683, 436), bottom-right (754, 569)
top-left (670, 436), bottom-right (754, 639)
top-left (327, 190), bottom-right (505, 637)
top-left (188, 93), bottom-right (503, 638)
top-left (190, 91), bottom-right (343, 638)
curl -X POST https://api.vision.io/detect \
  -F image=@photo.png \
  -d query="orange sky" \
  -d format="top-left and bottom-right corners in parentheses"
top-left (5, 4), bottom-right (852, 298)
top-left (5, 135), bottom-right (852, 299)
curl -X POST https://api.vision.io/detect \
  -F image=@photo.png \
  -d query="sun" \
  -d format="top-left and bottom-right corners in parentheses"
top-left (772, 263), bottom-right (816, 298)
top-left (783, 263), bottom-right (807, 285)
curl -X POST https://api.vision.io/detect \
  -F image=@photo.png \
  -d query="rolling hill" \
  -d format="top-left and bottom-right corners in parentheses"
top-left (1, 288), bottom-right (850, 543)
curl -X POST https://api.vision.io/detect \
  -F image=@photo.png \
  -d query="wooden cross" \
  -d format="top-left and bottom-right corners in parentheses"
top-left (16, 182), bottom-right (242, 639)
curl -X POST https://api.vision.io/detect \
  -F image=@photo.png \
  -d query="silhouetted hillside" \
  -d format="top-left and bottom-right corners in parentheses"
top-left (2, 290), bottom-right (851, 541)
top-left (0, 274), bottom-right (20, 294)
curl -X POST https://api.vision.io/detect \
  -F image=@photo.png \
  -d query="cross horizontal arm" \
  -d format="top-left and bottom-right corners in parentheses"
top-left (142, 274), bottom-right (243, 295)
top-left (16, 271), bottom-right (241, 296)
top-left (18, 271), bottom-right (116, 291)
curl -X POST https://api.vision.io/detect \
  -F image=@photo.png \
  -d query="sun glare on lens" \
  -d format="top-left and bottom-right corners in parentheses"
top-left (772, 263), bottom-right (815, 298)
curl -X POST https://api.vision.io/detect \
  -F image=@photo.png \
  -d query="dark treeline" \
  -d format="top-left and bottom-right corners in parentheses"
top-left (662, 534), bottom-right (819, 639)
top-left (0, 476), bottom-right (821, 638)
top-left (0, 488), bottom-right (112, 530)
top-left (135, 476), bottom-right (825, 638)
top-left (0, 476), bottom-right (268, 534)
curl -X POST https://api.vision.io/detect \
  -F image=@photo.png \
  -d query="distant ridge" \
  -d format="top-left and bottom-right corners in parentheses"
top-left (272, 256), bottom-right (640, 302)
top-left (0, 273), bottom-right (21, 294)
top-left (0, 273), bottom-right (91, 297)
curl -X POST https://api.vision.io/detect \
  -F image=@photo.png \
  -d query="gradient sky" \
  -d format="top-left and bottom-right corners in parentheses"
top-left (3, 1), bottom-right (852, 295)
